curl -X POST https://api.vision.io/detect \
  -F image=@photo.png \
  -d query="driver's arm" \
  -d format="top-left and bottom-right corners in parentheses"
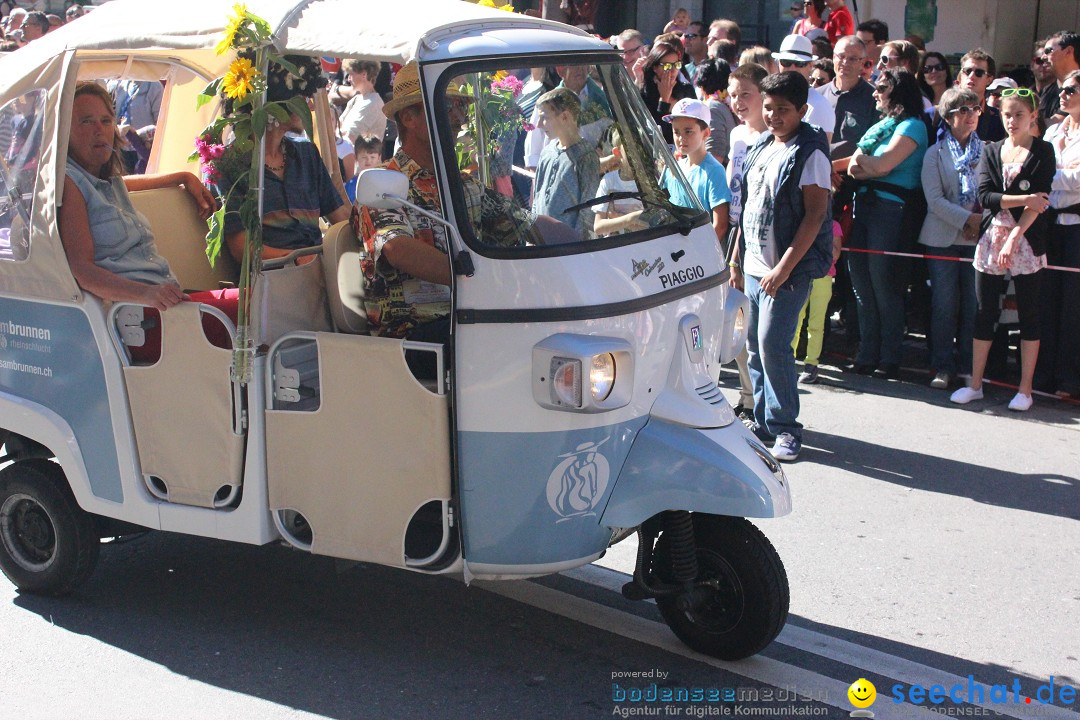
top-left (381, 235), bottom-right (452, 286)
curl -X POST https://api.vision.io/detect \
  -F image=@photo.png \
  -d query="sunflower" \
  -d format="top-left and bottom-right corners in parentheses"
top-left (222, 57), bottom-right (258, 100)
top-left (477, 0), bottom-right (516, 9)
top-left (215, 3), bottom-right (248, 55)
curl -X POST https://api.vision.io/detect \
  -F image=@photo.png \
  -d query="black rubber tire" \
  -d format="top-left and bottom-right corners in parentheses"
top-left (654, 514), bottom-right (789, 660)
top-left (0, 459), bottom-right (100, 596)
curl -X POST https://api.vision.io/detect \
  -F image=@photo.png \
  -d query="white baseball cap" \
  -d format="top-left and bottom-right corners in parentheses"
top-left (772, 34), bottom-right (815, 63)
top-left (663, 98), bottom-right (712, 124)
top-left (987, 77), bottom-right (1018, 92)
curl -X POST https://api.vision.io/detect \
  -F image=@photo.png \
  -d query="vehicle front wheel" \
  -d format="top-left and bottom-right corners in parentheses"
top-left (0, 459), bottom-right (99, 596)
top-left (654, 514), bottom-right (788, 660)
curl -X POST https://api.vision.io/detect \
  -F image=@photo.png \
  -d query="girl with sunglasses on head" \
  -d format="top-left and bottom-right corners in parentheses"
top-left (951, 86), bottom-right (1054, 411)
top-left (641, 40), bottom-right (696, 145)
top-left (918, 51), bottom-right (953, 106)
top-left (1035, 69), bottom-right (1080, 397)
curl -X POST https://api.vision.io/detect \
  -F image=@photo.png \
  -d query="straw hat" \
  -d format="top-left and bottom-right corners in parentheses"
top-left (382, 61), bottom-right (472, 118)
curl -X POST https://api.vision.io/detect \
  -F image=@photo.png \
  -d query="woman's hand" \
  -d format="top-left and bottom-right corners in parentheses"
top-left (997, 228), bottom-right (1023, 267)
top-left (657, 70), bottom-right (677, 104)
top-left (963, 212), bottom-right (982, 240)
top-left (1023, 192), bottom-right (1050, 213)
top-left (137, 282), bottom-right (189, 311)
top-left (182, 172), bottom-right (217, 220)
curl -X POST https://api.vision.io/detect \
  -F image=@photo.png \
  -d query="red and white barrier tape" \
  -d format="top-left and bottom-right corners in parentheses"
top-left (841, 246), bottom-right (1080, 274)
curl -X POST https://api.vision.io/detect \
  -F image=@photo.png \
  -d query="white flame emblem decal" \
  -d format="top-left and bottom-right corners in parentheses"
top-left (546, 437), bottom-right (610, 521)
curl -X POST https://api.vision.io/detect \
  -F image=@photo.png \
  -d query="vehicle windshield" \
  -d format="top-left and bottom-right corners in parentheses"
top-left (435, 59), bottom-right (705, 253)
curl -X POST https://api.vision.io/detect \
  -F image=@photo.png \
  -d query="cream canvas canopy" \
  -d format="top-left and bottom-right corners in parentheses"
top-left (0, 0), bottom-right (586, 301)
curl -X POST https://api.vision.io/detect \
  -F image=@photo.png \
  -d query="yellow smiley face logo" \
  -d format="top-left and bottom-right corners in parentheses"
top-left (848, 678), bottom-right (877, 708)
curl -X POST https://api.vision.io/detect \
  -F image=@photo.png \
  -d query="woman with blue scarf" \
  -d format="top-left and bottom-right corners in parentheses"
top-left (917, 88), bottom-right (984, 389)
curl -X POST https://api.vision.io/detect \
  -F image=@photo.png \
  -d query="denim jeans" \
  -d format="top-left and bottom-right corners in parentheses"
top-left (848, 195), bottom-right (906, 366)
top-left (925, 244), bottom-right (976, 375)
top-left (746, 272), bottom-right (812, 441)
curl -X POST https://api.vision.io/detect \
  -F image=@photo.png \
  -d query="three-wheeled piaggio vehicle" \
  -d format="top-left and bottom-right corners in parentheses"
top-left (0, 0), bottom-right (791, 660)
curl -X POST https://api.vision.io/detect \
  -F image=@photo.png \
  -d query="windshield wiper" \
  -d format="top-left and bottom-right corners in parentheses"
top-left (565, 190), bottom-right (655, 214)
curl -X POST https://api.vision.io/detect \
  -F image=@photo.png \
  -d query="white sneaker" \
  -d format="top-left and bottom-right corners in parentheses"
top-left (950, 386), bottom-right (984, 404)
top-left (770, 433), bottom-right (801, 462)
top-left (930, 371), bottom-right (950, 389)
top-left (1007, 393), bottom-right (1033, 411)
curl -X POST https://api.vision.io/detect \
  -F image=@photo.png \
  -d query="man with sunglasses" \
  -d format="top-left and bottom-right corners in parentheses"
top-left (614, 28), bottom-right (647, 86)
top-left (855, 19), bottom-right (889, 82)
top-left (682, 21), bottom-right (709, 83)
top-left (958, 49), bottom-right (1005, 142)
top-left (1032, 43), bottom-right (1057, 119)
top-left (1040, 31), bottom-right (1080, 125)
top-left (773, 34), bottom-right (834, 143)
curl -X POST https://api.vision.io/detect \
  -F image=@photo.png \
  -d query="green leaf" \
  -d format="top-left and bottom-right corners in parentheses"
top-left (265, 102), bottom-right (290, 123)
top-left (187, 150), bottom-right (200, 163)
top-left (205, 205), bottom-right (226, 268)
top-left (249, 12), bottom-right (272, 38)
top-left (251, 107), bottom-right (267, 138)
top-left (200, 77), bottom-right (223, 98)
top-left (272, 55), bottom-right (300, 77)
top-left (233, 134), bottom-right (254, 154)
top-left (286, 94), bottom-right (313, 139)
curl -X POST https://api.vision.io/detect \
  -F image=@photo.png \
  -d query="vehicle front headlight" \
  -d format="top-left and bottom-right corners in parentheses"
top-left (533, 336), bottom-right (633, 413)
top-left (590, 353), bottom-right (615, 401)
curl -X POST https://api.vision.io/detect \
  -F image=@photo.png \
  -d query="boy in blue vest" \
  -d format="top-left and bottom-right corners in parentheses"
top-left (729, 71), bottom-right (833, 462)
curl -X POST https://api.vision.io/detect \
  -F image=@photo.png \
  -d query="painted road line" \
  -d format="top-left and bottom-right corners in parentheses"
top-left (561, 564), bottom-right (1080, 720)
top-left (475, 578), bottom-right (944, 720)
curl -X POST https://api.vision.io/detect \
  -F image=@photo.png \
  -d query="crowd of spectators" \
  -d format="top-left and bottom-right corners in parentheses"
top-left (13, 0), bottom-right (1076, 458)
top-left (0, 1), bottom-right (86, 50)
top-left (594, 4), bottom-right (1080, 457)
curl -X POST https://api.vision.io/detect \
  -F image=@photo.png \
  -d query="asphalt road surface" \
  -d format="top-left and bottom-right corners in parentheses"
top-left (1, 363), bottom-right (1077, 720)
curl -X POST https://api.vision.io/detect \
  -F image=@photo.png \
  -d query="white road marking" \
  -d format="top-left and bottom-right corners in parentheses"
top-left (484, 564), bottom-right (1080, 720)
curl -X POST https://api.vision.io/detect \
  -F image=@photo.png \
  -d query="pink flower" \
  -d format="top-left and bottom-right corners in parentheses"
top-left (522, 122), bottom-right (535, 131)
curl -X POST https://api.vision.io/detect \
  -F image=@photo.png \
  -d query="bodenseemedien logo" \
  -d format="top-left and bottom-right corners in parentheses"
top-left (848, 678), bottom-right (877, 718)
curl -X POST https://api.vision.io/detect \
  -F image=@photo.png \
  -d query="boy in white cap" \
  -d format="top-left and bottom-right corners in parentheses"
top-left (773, 34), bottom-right (834, 143)
top-left (661, 97), bottom-right (731, 246)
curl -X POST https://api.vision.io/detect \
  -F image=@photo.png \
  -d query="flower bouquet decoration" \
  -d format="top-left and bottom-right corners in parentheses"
top-left (192, 4), bottom-right (320, 384)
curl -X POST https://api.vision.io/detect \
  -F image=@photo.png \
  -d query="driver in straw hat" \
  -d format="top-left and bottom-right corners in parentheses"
top-left (354, 62), bottom-right (566, 379)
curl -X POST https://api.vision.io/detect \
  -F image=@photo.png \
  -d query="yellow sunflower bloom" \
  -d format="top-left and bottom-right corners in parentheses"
top-left (215, 3), bottom-right (248, 55)
top-left (223, 57), bottom-right (258, 100)
top-left (498, 3), bottom-right (515, 10)
top-left (476, 0), bottom-right (496, 6)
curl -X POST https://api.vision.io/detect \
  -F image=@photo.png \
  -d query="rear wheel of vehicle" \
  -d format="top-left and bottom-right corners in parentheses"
top-left (654, 514), bottom-right (788, 660)
top-left (0, 460), bottom-right (100, 596)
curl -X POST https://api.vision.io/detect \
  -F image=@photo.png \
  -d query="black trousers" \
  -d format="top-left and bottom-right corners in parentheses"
top-left (974, 270), bottom-right (1042, 342)
top-left (1035, 224), bottom-right (1080, 393)
top-left (404, 316), bottom-right (451, 381)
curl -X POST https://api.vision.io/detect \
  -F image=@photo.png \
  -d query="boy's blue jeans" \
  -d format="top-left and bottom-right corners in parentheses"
top-left (746, 272), bottom-right (812, 441)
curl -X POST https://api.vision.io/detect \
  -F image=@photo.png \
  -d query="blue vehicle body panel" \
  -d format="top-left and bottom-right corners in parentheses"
top-left (457, 418), bottom-right (647, 566)
top-left (0, 298), bottom-right (123, 502)
top-left (600, 418), bottom-right (783, 528)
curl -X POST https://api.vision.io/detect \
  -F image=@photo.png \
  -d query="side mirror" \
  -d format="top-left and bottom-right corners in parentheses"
top-left (354, 168), bottom-right (410, 209)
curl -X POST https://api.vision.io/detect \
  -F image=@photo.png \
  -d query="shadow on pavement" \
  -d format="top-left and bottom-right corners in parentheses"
top-left (800, 430), bottom-right (1079, 520)
top-left (9, 532), bottom-right (816, 720)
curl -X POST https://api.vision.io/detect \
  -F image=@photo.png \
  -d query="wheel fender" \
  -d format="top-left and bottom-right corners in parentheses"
top-left (599, 417), bottom-right (791, 529)
top-left (0, 391), bottom-right (94, 510)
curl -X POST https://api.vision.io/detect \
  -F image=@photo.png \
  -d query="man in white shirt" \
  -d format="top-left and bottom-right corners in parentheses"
top-left (772, 34), bottom-right (833, 143)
